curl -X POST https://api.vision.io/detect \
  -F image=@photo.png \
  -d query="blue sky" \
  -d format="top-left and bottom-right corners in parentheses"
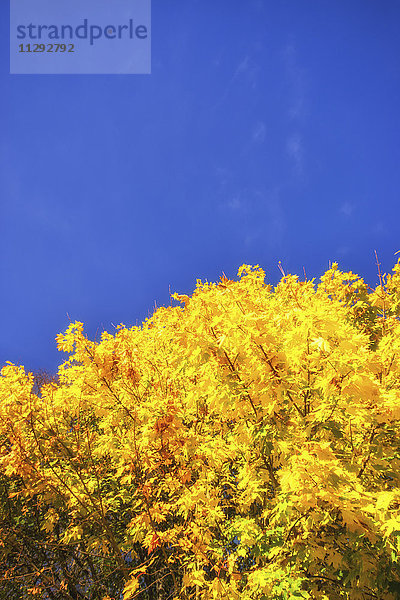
top-left (1, 1), bottom-right (400, 375)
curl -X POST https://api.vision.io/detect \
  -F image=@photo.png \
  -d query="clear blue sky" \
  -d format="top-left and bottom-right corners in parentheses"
top-left (1, 1), bottom-right (399, 375)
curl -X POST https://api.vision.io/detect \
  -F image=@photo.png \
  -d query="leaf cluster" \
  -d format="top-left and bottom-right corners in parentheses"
top-left (1, 259), bottom-right (400, 599)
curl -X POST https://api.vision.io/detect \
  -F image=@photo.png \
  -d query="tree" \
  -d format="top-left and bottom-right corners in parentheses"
top-left (1, 258), bottom-right (400, 599)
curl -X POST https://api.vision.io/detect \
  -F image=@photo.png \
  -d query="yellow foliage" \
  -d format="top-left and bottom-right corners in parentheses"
top-left (1, 258), bottom-right (400, 598)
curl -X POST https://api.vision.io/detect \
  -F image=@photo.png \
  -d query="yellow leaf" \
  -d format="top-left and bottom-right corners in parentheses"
top-left (123, 577), bottom-right (139, 600)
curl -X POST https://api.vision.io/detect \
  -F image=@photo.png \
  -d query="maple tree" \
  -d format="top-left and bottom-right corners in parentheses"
top-left (1, 256), bottom-right (400, 600)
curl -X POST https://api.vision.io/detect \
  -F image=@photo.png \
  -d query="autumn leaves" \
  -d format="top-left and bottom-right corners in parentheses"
top-left (1, 258), bottom-right (400, 599)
